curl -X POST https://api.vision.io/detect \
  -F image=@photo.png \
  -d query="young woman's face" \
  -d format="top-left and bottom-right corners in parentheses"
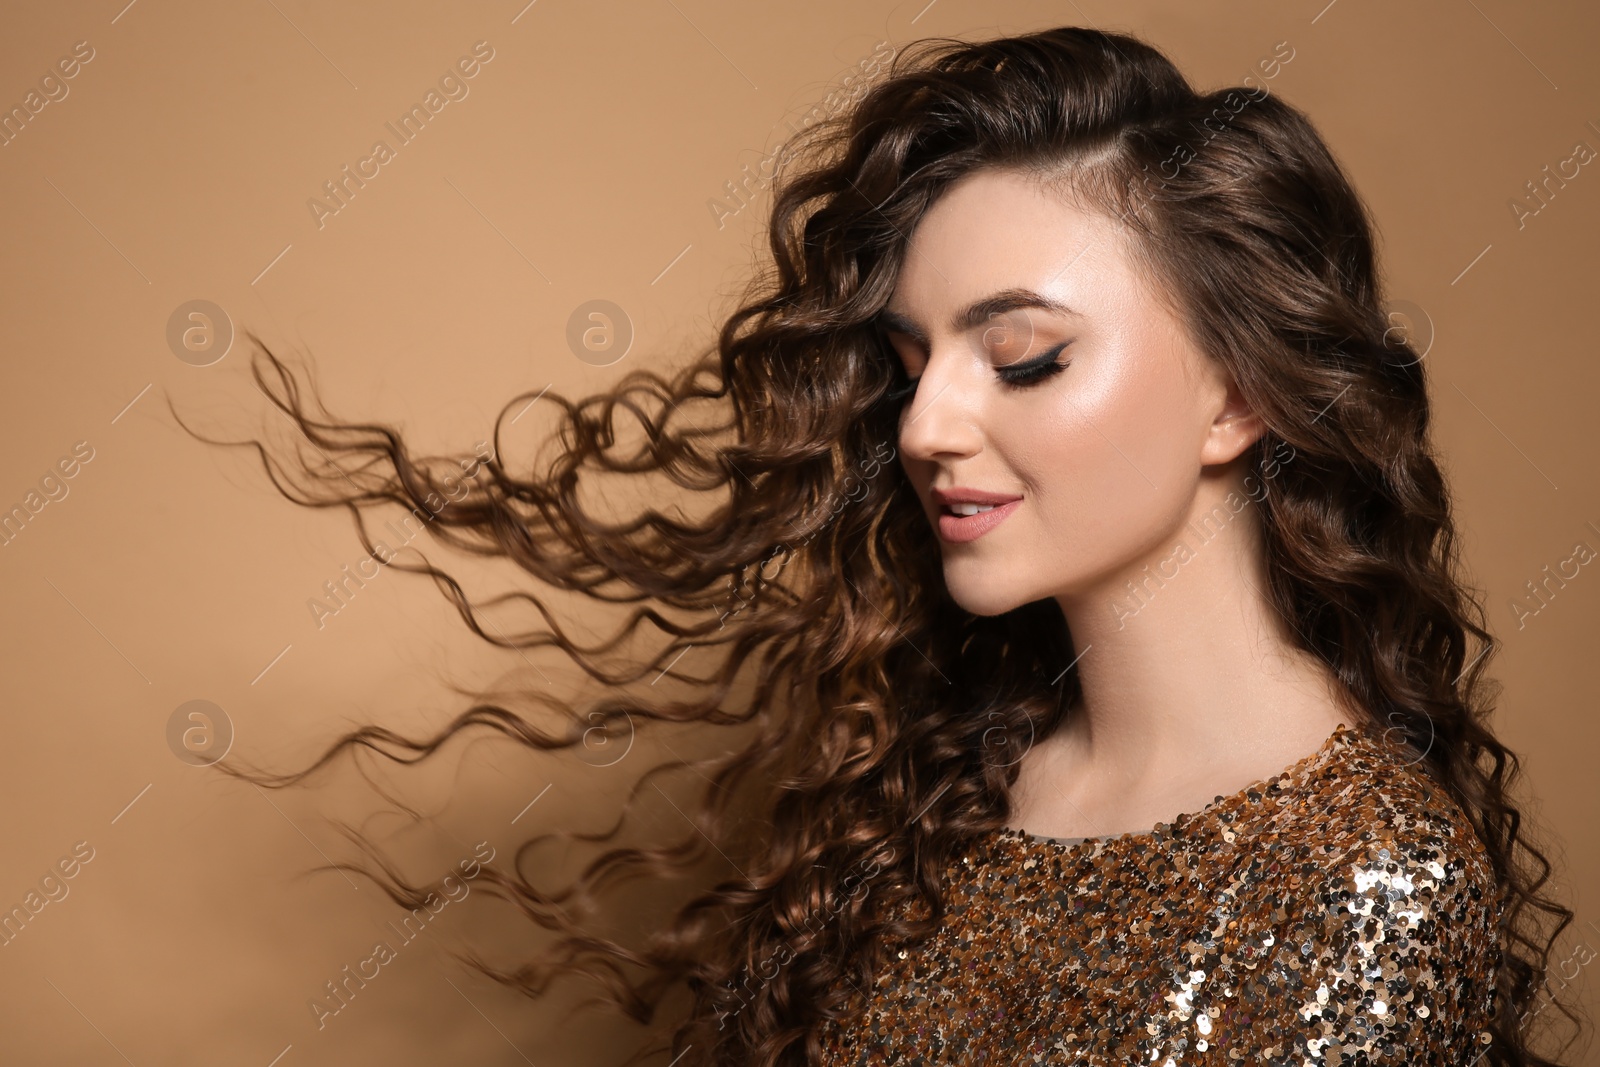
top-left (882, 167), bottom-right (1261, 617)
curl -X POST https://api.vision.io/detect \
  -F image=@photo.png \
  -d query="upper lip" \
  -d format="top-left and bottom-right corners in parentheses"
top-left (931, 487), bottom-right (1024, 507)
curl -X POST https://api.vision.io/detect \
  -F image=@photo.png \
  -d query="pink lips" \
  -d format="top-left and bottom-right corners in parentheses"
top-left (930, 487), bottom-right (1023, 544)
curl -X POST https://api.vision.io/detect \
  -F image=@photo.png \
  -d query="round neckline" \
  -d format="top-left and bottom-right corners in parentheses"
top-left (991, 719), bottom-right (1365, 854)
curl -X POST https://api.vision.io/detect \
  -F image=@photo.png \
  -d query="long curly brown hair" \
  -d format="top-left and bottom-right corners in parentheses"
top-left (203, 24), bottom-right (1583, 1067)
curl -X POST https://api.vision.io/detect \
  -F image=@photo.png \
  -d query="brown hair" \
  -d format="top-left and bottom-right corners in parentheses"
top-left (203, 24), bottom-right (1583, 1066)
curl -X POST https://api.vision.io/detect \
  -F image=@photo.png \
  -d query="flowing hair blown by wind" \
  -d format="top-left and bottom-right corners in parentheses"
top-left (202, 25), bottom-right (1584, 1067)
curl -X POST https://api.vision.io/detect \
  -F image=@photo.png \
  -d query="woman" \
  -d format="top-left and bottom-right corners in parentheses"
top-left (226, 24), bottom-right (1579, 1067)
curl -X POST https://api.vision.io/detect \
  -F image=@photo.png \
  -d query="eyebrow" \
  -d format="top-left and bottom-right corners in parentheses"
top-left (876, 288), bottom-right (1081, 345)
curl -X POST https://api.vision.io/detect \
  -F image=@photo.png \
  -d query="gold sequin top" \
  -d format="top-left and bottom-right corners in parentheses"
top-left (818, 720), bottom-right (1505, 1065)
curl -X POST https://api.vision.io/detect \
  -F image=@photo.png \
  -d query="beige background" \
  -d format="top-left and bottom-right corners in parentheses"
top-left (0, 0), bottom-right (1596, 1063)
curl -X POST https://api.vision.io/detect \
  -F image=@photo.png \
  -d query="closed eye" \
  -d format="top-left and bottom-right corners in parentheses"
top-left (996, 341), bottom-right (1072, 387)
top-left (880, 340), bottom-right (1072, 403)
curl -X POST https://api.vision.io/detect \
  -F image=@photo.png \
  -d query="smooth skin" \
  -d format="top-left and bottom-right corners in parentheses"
top-left (882, 167), bottom-right (1353, 841)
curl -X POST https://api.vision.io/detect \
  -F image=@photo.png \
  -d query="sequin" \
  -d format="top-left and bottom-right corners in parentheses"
top-left (816, 721), bottom-right (1504, 1064)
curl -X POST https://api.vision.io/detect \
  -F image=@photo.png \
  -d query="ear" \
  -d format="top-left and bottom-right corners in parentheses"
top-left (1199, 372), bottom-right (1266, 466)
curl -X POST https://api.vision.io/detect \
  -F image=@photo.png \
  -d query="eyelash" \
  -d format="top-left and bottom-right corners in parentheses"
top-left (884, 342), bottom-right (1072, 402)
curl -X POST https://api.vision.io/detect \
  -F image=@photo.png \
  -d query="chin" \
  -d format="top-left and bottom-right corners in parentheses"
top-left (942, 568), bottom-right (1036, 618)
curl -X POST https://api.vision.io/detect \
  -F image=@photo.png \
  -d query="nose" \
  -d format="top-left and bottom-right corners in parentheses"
top-left (897, 349), bottom-right (983, 464)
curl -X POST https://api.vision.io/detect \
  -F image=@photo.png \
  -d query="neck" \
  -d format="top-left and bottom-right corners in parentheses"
top-left (1051, 471), bottom-right (1351, 780)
